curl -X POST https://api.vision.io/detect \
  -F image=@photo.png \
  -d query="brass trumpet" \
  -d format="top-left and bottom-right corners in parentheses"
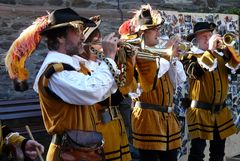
top-left (217, 33), bottom-right (240, 63)
top-left (223, 33), bottom-right (236, 46)
top-left (83, 36), bottom-right (143, 46)
top-left (136, 46), bottom-right (171, 61)
top-left (138, 40), bottom-right (191, 60)
top-left (178, 42), bottom-right (191, 52)
top-left (218, 33), bottom-right (237, 49)
top-left (84, 35), bottom-right (190, 61)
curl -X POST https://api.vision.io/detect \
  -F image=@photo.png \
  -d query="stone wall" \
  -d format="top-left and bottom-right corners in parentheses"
top-left (0, 1), bottom-right (239, 100)
top-left (0, 0), bottom-right (239, 10)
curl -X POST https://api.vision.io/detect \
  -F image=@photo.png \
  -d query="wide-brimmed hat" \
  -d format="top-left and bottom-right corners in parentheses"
top-left (187, 22), bottom-right (216, 42)
top-left (41, 8), bottom-right (96, 35)
top-left (134, 4), bottom-right (164, 31)
top-left (118, 4), bottom-right (164, 39)
top-left (83, 15), bottom-right (101, 42)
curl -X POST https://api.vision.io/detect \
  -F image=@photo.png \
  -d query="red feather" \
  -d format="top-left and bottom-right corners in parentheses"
top-left (118, 19), bottom-right (131, 36)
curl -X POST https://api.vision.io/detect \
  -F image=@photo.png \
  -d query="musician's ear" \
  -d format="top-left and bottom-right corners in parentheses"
top-left (57, 36), bottom-right (66, 44)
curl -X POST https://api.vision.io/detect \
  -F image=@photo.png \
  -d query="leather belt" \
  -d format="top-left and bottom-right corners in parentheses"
top-left (190, 100), bottom-right (226, 113)
top-left (51, 134), bottom-right (63, 145)
top-left (135, 101), bottom-right (173, 113)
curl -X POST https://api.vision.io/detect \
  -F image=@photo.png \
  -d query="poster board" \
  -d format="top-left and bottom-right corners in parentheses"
top-left (163, 11), bottom-right (240, 158)
top-left (160, 11), bottom-right (239, 51)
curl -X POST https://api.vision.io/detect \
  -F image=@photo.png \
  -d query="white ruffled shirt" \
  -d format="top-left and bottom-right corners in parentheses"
top-left (33, 51), bottom-right (118, 105)
top-left (168, 57), bottom-right (187, 89)
top-left (190, 46), bottom-right (218, 72)
top-left (157, 57), bottom-right (186, 89)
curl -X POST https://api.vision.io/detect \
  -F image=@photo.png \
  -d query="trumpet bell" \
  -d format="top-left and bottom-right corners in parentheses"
top-left (223, 33), bottom-right (236, 46)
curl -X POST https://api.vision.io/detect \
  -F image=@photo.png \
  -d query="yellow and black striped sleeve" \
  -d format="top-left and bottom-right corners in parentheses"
top-left (181, 53), bottom-right (205, 79)
top-left (1, 125), bottom-right (30, 159)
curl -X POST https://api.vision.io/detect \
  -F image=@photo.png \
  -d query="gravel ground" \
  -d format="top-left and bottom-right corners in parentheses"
top-left (131, 133), bottom-right (240, 161)
top-left (179, 133), bottom-right (240, 161)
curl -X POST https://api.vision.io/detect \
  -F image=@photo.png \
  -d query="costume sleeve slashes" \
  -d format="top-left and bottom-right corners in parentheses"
top-left (181, 54), bottom-right (205, 79)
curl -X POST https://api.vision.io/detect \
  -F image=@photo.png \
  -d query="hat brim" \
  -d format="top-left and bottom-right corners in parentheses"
top-left (186, 28), bottom-right (214, 42)
top-left (140, 24), bottom-right (160, 31)
top-left (83, 19), bottom-right (101, 42)
top-left (41, 16), bottom-right (96, 36)
top-left (140, 18), bottom-right (165, 31)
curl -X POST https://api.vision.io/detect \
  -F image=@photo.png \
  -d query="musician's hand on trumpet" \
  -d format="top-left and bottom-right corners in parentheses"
top-left (208, 33), bottom-right (238, 62)
top-left (208, 34), bottom-right (222, 55)
top-left (102, 32), bottom-right (119, 60)
top-left (162, 35), bottom-right (182, 58)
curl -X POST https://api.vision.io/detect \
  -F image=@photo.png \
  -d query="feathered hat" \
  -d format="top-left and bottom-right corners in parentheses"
top-left (41, 8), bottom-right (96, 35)
top-left (119, 4), bottom-right (164, 39)
top-left (4, 8), bottom-right (96, 91)
top-left (186, 22), bottom-right (216, 42)
top-left (83, 15), bottom-right (101, 42)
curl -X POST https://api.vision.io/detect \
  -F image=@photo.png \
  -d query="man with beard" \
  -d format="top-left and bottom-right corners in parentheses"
top-left (33, 8), bottom-right (120, 161)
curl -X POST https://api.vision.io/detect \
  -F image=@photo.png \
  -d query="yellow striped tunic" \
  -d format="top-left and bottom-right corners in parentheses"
top-left (182, 48), bottom-right (238, 140)
top-left (127, 58), bottom-right (181, 151)
top-left (38, 64), bottom-right (99, 161)
top-left (38, 63), bottom-right (131, 161)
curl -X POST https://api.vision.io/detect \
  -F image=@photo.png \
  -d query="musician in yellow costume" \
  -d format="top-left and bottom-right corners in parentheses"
top-left (0, 121), bottom-right (44, 160)
top-left (118, 4), bottom-right (186, 161)
top-left (75, 16), bottom-right (131, 160)
top-left (181, 22), bottom-right (240, 161)
top-left (32, 8), bottom-right (120, 161)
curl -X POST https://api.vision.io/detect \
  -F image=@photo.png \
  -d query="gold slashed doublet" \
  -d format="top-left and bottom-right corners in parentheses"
top-left (182, 49), bottom-right (238, 140)
top-left (38, 63), bottom-right (99, 161)
top-left (129, 58), bottom-right (181, 151)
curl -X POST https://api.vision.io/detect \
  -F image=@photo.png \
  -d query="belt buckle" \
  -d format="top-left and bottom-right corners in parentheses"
top-left (109, 106), bottom-right (120, 120)
top-left (167, 107), bottom-right (173, 113)
top-left (101, 109), bottom-right (112, 124)
top-left (190, 100), bottom-right (197, 109)
top-left (212, 104), bottom-right (221, 113)
top-left (211, 105), bottom-right (216, 113)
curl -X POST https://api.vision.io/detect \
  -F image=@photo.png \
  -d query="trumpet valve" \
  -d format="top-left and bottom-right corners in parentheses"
top-left (178, 43), bottom-right (190, 51)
